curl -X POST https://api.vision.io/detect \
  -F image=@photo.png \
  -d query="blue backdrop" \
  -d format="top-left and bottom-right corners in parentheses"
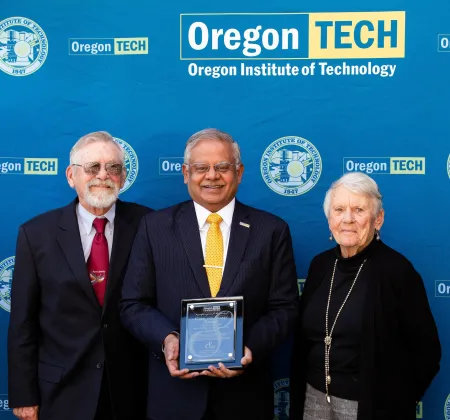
top-left (0, 1), bottom-right (449, 418)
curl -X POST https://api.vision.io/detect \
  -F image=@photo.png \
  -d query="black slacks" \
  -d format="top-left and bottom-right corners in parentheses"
top-left (94, 369), bottom-right (114, 420)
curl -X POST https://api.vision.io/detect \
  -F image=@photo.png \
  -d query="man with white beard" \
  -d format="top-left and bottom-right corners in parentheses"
top-left (8, 132), bottom-right (152, 420)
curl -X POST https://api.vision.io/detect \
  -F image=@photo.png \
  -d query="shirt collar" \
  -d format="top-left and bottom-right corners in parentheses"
top-left (77, 202), bottom-right (116, 235)
top-left (193, 198), bottom-right (235, 230)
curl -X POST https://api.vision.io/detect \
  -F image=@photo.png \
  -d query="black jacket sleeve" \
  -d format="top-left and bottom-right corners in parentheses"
top-left (396, 262), bottom-right (441, 401)
top-left (8, 225), bottom-right (41, 408)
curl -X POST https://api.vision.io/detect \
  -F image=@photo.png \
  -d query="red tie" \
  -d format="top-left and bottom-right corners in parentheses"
top-left (87, 218), bottom-right (109, 306)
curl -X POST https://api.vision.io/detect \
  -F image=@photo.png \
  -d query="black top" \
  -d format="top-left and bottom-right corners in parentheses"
top-left (290, 240), bottom-right (441, 420)
top-left (302, 239), bottom-right (377, 400)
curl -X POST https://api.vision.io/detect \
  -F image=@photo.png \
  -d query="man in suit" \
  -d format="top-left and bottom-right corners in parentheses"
top-left (120, 128), bottom-right (299, 420)
top-left (8, 131), bottom-right (152, 420)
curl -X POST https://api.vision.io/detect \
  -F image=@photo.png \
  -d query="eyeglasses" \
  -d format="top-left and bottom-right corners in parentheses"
top-left (186, 162), bottom-right (239, 174)
top-left (72, 162), bottom-right (124, 176)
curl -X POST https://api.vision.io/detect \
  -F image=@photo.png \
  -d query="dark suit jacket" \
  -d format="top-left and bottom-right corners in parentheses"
top-left (8, 199), bottom-right (152, 420)
top-left (120, 200), bottom-right (299, 420)
top-left (290, 240), bottom-right (441, 420)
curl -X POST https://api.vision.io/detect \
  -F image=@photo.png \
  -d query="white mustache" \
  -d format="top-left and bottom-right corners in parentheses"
top-left (83, 178), bottom-right (119, 209)
top-left (87, 179), bottom-right (116, 188)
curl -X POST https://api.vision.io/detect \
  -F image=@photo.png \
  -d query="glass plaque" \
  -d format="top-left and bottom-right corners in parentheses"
top-left (179, 297), bottom-right (244, 371)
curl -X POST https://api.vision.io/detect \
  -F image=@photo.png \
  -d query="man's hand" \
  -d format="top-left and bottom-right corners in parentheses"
top-left (200, 346), bottom-right (253, 378)
top-left (13, 406), bottom-right (39, 420)
top-left (163, 333), bottom-right (199, 379)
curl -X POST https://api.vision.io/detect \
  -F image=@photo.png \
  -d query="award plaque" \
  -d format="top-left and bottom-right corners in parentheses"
top-left (179, 296), bottom-right (244, 371)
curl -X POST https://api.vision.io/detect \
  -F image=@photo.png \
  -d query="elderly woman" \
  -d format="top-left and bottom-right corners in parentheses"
top-left (290, 172), bottom-right (441, 420)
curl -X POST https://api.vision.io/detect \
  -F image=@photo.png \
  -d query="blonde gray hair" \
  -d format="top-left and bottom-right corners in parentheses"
top-left (184, 128), bottom-right (241, 165)
top-left (323, 172), bottom-right (383, 219)
top-left (70, 131), bottom-right (124, 164)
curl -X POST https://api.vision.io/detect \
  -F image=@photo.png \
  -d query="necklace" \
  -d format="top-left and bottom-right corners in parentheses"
top-left (324, 258), bottom-right (366, 403)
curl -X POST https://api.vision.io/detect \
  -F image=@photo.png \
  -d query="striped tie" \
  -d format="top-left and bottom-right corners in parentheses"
top-left (205, 213), bottom-right (223, 297)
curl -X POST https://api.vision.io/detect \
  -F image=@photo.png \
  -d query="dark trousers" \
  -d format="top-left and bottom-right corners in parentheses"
top-left (95, 369), bottom-right (114, 420)
top-left (202, 403), bottom-right (216, 420)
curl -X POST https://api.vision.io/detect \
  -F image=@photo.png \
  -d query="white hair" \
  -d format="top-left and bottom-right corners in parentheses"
top-left (70, 131), bottom-right (124, 165)
top-left (184, 128), bottom-right (241, 165)
top-left (323, 172), bottom-right (383, 219)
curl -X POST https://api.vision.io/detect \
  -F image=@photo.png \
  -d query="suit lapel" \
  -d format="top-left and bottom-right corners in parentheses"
top-left (57, 199), bottom-right (101, 312)
top-left (103, 200), bottom-right (135, 314)
top-left (178, 201), bottom-right (211, 298)
top-left (218, 201), bottom-right (250, 297)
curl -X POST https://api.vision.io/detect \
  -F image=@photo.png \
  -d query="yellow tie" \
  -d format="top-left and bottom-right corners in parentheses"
top-left (205, 213), bottom-right (223, 297)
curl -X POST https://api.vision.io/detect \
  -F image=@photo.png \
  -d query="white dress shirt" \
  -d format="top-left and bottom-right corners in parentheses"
top-left (193, 198), bottom-right (235, 273)
top-left (76, 203), bottom-right (115, 262)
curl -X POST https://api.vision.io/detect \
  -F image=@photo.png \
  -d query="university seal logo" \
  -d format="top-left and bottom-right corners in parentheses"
top-left (113, 137), bottom-right (139, 193)
top-left (445, 394), bottom-right (450, 420)
top-left (274, 378), bottom-right (290, 420)
top-left (0, 17), bottom-right (48, 76)
top-left (261, 136), bottom-right (322, 196)
top-left (0, 256), bottom-right (15, 312)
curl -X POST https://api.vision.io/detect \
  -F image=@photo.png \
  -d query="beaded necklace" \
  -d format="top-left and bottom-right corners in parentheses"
top-left (324, 258), bottom-right (366, 403)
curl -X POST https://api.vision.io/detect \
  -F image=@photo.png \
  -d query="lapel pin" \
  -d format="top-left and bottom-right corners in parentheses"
top-left (239, 222), bottom-right (250, 228)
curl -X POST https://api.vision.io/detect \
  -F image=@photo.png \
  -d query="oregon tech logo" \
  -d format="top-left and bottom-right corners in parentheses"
top-left (445, 394), bottom-right (450, 420)
top-left (447, 154), bottom-right (450, 179)
top-left (0, 395), bottom-right (10, 411)
top-left (0, 256), bottom-right (14, 312)
top-left (159, 157), bottom-right (183, 175)
top-left (435, 280), bottom-right (450, 297)
top-left (274, 378), bottom-right (290, 420)
top-left (113, 137), bottom-right (138, 193)
top-left (0, 157), bottom-right (57, 174)
top-left (181, 12), bottom-right (405, 60)
top-left (298, 279), bottom-right (306, 296)
top-left (261, 136), bottom-right (322, 196)
top-left (69, 38), bottom-right (148, 55)
top-left (0, 17), bottom-right (48, 76)
top-left (343, 157), bottom-right (425, 175)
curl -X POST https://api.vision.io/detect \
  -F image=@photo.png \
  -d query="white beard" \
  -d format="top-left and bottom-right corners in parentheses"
top-left (83, 179), bottom-right (119, 209)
